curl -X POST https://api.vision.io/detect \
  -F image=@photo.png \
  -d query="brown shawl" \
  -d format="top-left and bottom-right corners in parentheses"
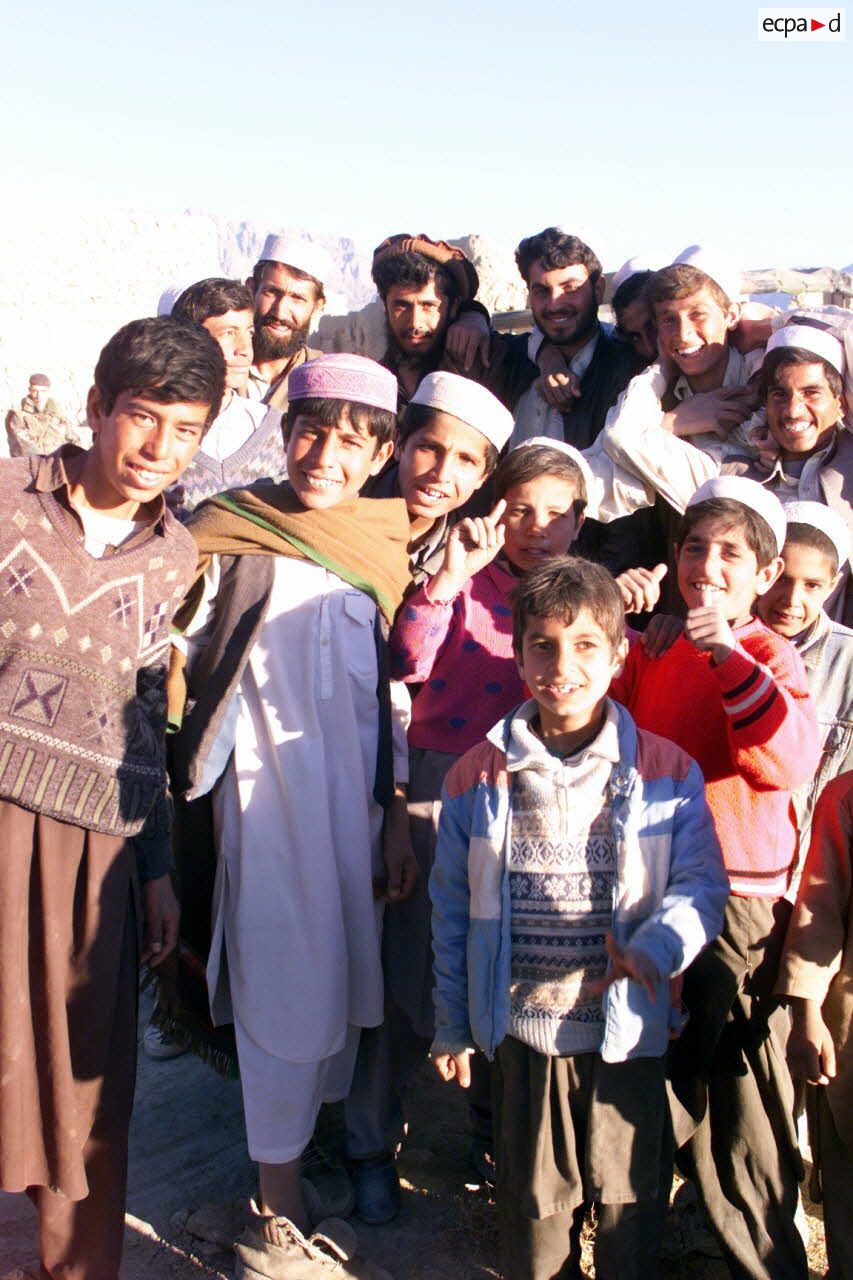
top-left (168, 481), bottom-right (410, 726)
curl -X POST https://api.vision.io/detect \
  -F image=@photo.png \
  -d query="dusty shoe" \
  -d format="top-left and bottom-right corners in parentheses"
top-left (235, 1201), bottom-right (356, 1279)
top-left (302, 1139), bottom-right (356, 1219)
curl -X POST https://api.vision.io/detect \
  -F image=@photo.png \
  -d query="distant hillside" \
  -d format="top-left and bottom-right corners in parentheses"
top-left (0, 208), bottom-right (848, 421)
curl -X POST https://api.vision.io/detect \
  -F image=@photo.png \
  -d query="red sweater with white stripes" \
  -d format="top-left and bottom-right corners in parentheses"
top-left (610, 618), bottom-right (820, 898)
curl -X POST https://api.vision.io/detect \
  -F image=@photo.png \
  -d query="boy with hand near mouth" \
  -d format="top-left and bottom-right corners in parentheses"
top-left (345, 372), bottom-right (513, 1219)
top-left (364, 370), bottom-right (510, 583)
top-left (612, 475), bottom-right (820, 1280)
top-left (430, 557), bottom-right (727, 1280)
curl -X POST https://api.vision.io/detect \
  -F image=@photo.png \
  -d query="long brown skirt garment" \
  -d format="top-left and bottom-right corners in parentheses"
top-left (0, 799), bottom-right (139, 1201)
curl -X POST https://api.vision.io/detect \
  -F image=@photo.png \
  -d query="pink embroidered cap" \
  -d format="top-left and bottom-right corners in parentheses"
top-left (288, 354), bottom-right (398, 414)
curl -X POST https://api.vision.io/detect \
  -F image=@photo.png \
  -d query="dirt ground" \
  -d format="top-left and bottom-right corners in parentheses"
top-left (0, 994), bottom-right (830, 1279)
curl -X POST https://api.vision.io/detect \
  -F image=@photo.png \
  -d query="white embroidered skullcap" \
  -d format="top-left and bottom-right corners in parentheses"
top-left (766, 323), bottom-right (845, 377)
top-left (156, 283), bottom-right (187, 316)
top-left (258, 234), bottom-right (332, 288)
top-left (611, 255), bottom-right (661, 296)
top-left (687, 476), bottom-right (786, 555)
top-left (784, 501), bottom-right (850, 568)
top-left (409, 371), bottom-right (514, 451)
top-left (511, 435), bottom-right (596, 505)
top-left (673, 244), bottom-right (742, 305)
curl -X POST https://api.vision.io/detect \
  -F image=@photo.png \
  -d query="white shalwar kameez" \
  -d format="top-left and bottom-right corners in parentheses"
top-left (184, 555), bottom-right (393, 1161)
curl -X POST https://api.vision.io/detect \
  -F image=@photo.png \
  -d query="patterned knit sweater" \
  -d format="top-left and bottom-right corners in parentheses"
top-left (508, 703), bottom-right (618, 1055)
top-left (0, 452), bottom-right (198, 837)
top-left (172, 402), bottom-right (286, 516)
top-left (611, 619), bottom-right (820, 897)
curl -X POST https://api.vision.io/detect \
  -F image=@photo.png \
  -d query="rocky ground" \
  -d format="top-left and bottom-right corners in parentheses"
top-left (0, 992), bottom-right (829, 1278)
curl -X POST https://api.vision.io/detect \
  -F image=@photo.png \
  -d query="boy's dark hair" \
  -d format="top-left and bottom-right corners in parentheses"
top-left (784, 522), bottom-right (839, 576)
top-left (372, 250), bottom-right (459, 304)
top-left (646, 263), bottom-right (731, 312)
top-left (760, 346), bottom-right (844, 401)
top-left (676, 497), bottom-right (778, 569)
top-left (514, 228), bottom-right (602, 287)
top-left (396, 402), bottom-right (499, 474)
top-left (494, 444), bottom-right (587, 517)
top-left (94, 317), bottom-right (225, 423)
top-left (172, 277), bottom-right (254, 326)
top-left (612, 269), bottom-right (654, 318)
top-left (512, 556), bottom-right (625, 654)
top-left (284, 396), bottom-right (396, 449)
top-left (251, 261), bottom-right (325, 301)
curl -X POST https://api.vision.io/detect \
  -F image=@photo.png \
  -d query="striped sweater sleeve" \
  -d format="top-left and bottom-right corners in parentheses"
top-left (712, 639), bottom-right (820, 790)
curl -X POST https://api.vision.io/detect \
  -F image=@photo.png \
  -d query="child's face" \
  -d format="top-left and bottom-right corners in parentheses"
top-left (765, 361), bottom-right (843, 459)
top-left (86, 387), bottom-right (209, 517)
top-left (757, 541), bottom-right (840, 639)
top-left (396, 411), bottom-right (490, 527)
top-left (654, 286), bottom-right (738, 385)
top-left (286, 406), bottom-right (393, 509)
top-left (676, 513), bottom-right (782, 627)
top-left (501, 474), bottom-right (583, 573)
top-left (516, 606), bottom-right (627, 737)
top-left (202, 309), bottom-right (255, 393)
top-left (616, 297), bottom-right (657, 364)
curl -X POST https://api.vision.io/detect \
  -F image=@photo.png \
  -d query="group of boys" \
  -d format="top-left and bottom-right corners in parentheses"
top-left (0, 225), bottom-right (850, 1280)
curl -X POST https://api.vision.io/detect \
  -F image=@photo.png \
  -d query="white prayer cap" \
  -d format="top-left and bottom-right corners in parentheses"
top-left (258, 234), bottom-right (332, 289)
top-left (687, 476), bottom-right (787, 555)
top-left (156, 283), bottom-right (187, 316)
top-left (409, 371), bottom-right (514, 451)
top-left (611, 255), bottom-right (661, 296)
top-left (784, 501), bottom-right (850, 568)
top-left (673, 244), bottom-right (742, 305)
top-left (766, 324), bottom-right (845, 377)
top-left (511, 435), bottom-right (595, 506)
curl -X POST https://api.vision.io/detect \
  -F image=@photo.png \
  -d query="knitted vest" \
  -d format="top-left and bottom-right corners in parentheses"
top-left (176, 408), bottom-right (287, 515)
top-left (0, 458), bottom-right (198, 834)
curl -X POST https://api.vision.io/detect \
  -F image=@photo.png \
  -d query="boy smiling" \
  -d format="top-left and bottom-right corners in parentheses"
top-left (612, 475), bottom-right (820, 1280)
top-left (430, 556), bottom-right (726, 1280)
top-left (757, 502), bottom-right (853, 894)
top-left (0, 316), bottom-right (225, 1280)
top-left (364, 370), bottom-right (511, 583)
top-left (169, 354), bottom-right (414, 1278)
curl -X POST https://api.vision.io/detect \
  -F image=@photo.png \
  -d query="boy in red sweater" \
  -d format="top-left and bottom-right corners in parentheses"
top-left (611, 474), bottom-right (820, 1280)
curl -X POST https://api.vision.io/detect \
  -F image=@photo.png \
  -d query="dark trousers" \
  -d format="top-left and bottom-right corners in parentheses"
top-left (669, 895), bottom-right (808, 1280)
top-left (812, 1087), bottom-right (853, 1280)
top-left (492, 1037), bottom-right (670, 1280)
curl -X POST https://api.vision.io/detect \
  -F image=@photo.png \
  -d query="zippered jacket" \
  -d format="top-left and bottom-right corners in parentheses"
top-left (430, 699), bottom-right (728, 1062)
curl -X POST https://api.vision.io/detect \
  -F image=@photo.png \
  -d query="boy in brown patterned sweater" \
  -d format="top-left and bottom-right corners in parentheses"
top-left (0, 316), bottom-right (225, 1280)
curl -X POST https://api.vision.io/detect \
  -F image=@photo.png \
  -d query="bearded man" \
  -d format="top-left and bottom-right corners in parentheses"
top-left (247, 234), bottom-right (332, 409)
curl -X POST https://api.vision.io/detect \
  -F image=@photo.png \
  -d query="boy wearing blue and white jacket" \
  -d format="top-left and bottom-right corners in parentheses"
top-left (430, 556), bottom-right (728, 1280)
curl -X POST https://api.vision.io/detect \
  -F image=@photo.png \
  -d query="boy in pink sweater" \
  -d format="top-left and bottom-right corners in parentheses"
top-left (612, 474), bottom-right (820, 1280)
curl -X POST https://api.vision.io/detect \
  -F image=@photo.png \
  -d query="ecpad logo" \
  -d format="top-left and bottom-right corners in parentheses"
top-left (758, 7), bottom-right (845, 38)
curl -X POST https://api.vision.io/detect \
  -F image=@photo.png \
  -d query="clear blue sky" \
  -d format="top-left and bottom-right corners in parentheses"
top-left (2, 0), bottom-right (850, 270)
